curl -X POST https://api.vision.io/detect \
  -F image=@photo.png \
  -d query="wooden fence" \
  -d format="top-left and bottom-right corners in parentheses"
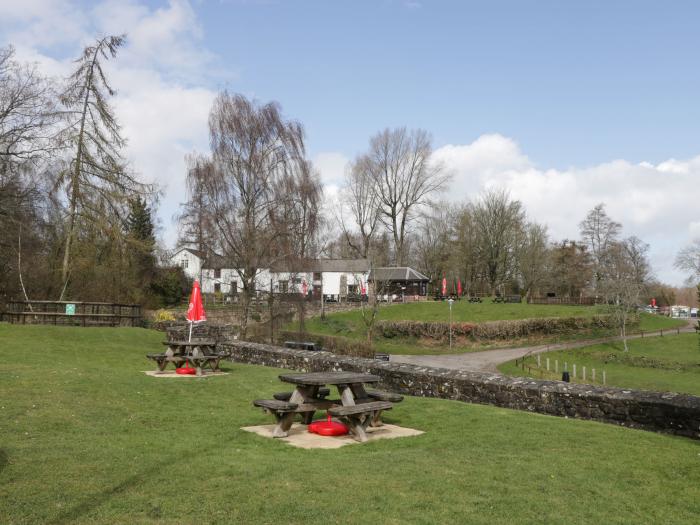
top-left (528, 296), bottom-right (599, 305)
top-left (1, 300), bottom-right (142, 327)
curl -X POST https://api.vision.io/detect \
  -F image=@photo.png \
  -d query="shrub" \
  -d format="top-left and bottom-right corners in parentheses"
top-left (153, 309), bottom-right (176, 322)
top-left (376, 315), bottom-right (629, 342)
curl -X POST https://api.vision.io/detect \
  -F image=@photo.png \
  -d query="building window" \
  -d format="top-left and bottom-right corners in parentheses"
top-left (181, 259), bottom-right (188, 269)
top-left (231, 281), bottom-right (237, 294)
top-left (313, 272), bottom-right (322, 281)
top-left (278, 281), bottom-right (288, 293)
top-left (214, 283), bottom-right (221, 293)
top-left (214, 268), bottom-right (221, 278)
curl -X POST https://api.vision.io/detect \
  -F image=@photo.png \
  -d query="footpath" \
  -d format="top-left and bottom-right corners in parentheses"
top-left (390, 320), bottom-right (696, 373)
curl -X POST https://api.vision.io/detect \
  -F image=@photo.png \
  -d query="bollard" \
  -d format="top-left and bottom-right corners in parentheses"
top-left (562, 371), bottom-right (570, 382)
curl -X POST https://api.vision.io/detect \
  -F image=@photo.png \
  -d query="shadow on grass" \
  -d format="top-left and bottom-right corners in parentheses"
top-left (0, 449), bottom-right (8, 474)
top-left (47, 454), bottom-right (179, 524)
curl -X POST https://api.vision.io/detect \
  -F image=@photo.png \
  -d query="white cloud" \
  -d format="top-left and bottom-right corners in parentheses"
top-left (432, 134), bottom-right (700, 285)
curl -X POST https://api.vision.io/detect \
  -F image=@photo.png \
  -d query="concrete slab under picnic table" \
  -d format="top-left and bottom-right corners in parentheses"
top-left (241, 422), bottom-right (424, 449)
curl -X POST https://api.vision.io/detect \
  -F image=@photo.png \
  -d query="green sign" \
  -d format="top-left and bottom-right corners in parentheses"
top-left (65, 304), bottom-right (76, 316)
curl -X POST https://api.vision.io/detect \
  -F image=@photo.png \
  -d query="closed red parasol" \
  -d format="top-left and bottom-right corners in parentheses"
top-left (441, 276), bottom-right (447, 296)
top-left (457, 278), bottom-right (462, 297)
top-left (186, 280), bottom-right (207, 341)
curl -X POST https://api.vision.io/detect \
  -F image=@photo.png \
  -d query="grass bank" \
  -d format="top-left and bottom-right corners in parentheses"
top-left (498, 332), bottom-right (700, 396)
top-left (296, 301), bottom-right (686, 355)
top-left (1, 324), bottom-right (699, 524)
top-left (0, 325), bottom-right (700, 524)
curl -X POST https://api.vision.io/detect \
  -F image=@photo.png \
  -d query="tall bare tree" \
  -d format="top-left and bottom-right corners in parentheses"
top-left (176, 153), bottom-right (217, 282)
top-left (517, 222), bottom-right (549, 300)
top-left (0, 45), bottom-right (59, 168)
top-left (471, 189), bottom-right (525, 294)
top-left (202, 92), bottom-right (306, 337)
top-left (363, 127), bottom-right (448, 265)
top-left (339, 155), bottom-right (381, 258)
top-left (579, 203), bottom-right (621, 288)
top-left (602, 237), bottom-right (650, 351)
top-left (675, 239), bottom-right (700, 282)
top-left (56, 35), bottom-right (150, 295)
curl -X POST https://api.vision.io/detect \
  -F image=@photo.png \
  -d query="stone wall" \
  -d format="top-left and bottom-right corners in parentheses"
top-left (221, 340), bottom-right (700, 440)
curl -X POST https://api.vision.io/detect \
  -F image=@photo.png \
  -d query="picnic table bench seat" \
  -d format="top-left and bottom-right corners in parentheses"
top-left (365, 390), bottom-right (404, 403)
top-left (329, 401), bottom-right (394, 442)
top-left (273, 387), bottom-right (331, 401)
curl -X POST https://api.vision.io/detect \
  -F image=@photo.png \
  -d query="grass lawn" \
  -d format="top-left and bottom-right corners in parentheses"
top-left (1, 324), bottom-right (699, 524)
top-left (297, 301), bottom-right (687, 355)
top-left (498, 333), bottom-right (700, 396)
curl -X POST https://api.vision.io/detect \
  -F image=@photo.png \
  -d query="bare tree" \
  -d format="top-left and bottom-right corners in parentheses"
top-left (471, 189), bottom-right (525, 295)
top-left (675, 239), bottom-right (700, 282)
top-left (202, 92), bottom-right (306, 337)
top-left (602, 238), bottom-right (650, 352)
top-left (363, 127), bottom-right (448, 265)
top-left (176, 153), bottom-right (216, 282)
top-left (517, 222), bottom-right (549, 300)
top-left (339, 155), bottom-right (381, 258)
top-left (0, 45), bottom-right (59, 167)
top-left (56, 35), bottom-right (151, 295)
top-left (579, 203), bottom-right (621, 288)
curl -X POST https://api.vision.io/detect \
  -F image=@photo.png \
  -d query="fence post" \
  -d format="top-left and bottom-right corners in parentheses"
top-left (555, 360), bottom-right (558, 373)
top-left (546, 358), bottom-right (550, 371)
top-left (537, 354), bottom-right (541, 367)
top-left (603, 370), bottom-right (606, 385)
top-left (582, 366), bottom-right (586, 382)
top-left (592, 368), bottom-right (596, 382)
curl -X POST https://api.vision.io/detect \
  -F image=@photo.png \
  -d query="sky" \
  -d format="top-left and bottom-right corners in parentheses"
top-left (1, 0), bottom-right (698, 284)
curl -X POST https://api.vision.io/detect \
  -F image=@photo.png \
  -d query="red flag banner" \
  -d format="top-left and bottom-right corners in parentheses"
top-left (457, 279), bottom-right (462, 297)
top-left (441, 277), bottom-right (447, 296)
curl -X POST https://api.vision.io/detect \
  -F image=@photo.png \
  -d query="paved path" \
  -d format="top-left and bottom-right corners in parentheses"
top-left (390, 321), bottom-right (696, 373)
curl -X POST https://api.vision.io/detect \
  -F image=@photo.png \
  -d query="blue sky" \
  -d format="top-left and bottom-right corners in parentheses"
top-left (190, 0), bottom-right (700, 167)
top-left (1, 0), bottom-right (698, 284)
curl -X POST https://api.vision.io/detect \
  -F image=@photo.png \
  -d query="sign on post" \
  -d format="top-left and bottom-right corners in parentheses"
top-left (65, 304), bottom-right (76, 316)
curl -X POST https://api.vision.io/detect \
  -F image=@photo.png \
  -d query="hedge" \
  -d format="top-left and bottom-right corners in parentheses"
top-left (377, 315), bottom-right (631, 341)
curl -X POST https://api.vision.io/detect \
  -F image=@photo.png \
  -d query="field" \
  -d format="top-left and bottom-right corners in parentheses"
top-left (499, 332), bottom-right (700, 396)
top-left (297, 300), bottom-right (687, 355)
top-left (1, 324), bottom-right (699, 524)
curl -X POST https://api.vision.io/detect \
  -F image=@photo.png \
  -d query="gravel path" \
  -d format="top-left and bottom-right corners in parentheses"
top-left (390, 321), bottom-right (696, 373)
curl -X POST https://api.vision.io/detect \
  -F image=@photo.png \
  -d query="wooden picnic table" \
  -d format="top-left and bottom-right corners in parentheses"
top-left (146, 340), bottom-right (227, 375)
top-left (257, 371), bottom-right (392, 442)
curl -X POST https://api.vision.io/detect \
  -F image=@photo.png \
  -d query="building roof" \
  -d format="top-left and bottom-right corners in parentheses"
top-left (172, 247), bottom-right (206, 259)
top-left (368, 267), bottom-right (430, 282)
top-left (270, 258), bottom-right (370, 273)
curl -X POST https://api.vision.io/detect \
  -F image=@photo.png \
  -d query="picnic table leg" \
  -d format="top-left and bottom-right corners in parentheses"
top-left (272, 412), bottom-right (296, 438)
top-left (345, 414), bottom-right (371, 443)
top-left (290, 386), bottom-right (318, 424)
top-left (157, 359), bottom-right (167, 373)
top-left (338, 385), bottom-right (356, 406)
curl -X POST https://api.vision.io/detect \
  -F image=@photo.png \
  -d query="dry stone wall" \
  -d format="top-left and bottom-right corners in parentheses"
top-left (222, 340), bottom-right (700, 440)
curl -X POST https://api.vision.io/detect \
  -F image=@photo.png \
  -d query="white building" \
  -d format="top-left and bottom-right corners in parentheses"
top-left (170, 247), bottom-right (205, 281)
top-left (167, 250), bottom-right (371, 299)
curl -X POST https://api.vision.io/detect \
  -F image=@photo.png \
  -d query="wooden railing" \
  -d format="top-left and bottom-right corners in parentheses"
top-left (1, 300), bottom-right (142, 327)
